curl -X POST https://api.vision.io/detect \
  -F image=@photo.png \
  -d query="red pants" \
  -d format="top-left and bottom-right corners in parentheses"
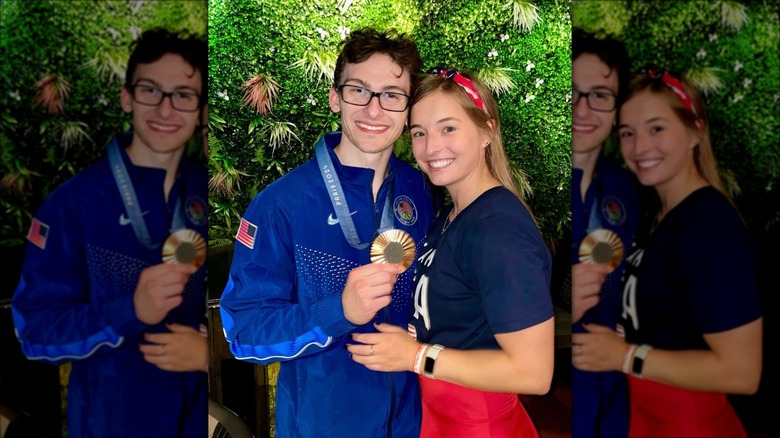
top-left (628, 375), bottom-right (746, 438)
top-left (419, 375), bottom-right (538, 438)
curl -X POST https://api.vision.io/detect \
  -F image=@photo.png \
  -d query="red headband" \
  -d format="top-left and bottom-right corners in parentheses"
top-left (428, 67), bottom-right (487, 112)
top-left (647, 69), bottom-right (694, 113)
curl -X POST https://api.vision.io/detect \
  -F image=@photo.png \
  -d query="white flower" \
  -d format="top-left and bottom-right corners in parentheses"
top-left (696, 49), bottom-right (707, 58)
top-left (338, 26), bottom-right (350, 41)
top-left (743, 78), bottom-right (752, 89)
top-left (107, 27), bottom-right (120, 39)
top-left (526, 60), bottom-right (534, 72)
top-left (565, 93), bottom-right (571, 105)
top-left (535, 78), bottom-right (544, 88)
top-left (488, 49), bottom-right (498, 58)
top-left (129, 26), bottom-right (142, 40)
top-left (731, 93), bottom-right (743, 104)
top-left (734, 60), bottom-right (743, 72)
top-left (774, 94), bottom-right (780, 104)
top-left (500, 34), bottom-right (509, 42)
top-left (8, 90), bottom-right (20, 101)
top-left (315, 27), bottom-right (328, 40)
top-left (217, 91), bottom-right (230, 101)
top-left (708, 33), bottom-right (718, 42)
top-left (98, 95), bottom-right (108, 106)
top-left (524, 93), bottom-right (535, 103)
top-left (306, 94), bottom-right (317, 106)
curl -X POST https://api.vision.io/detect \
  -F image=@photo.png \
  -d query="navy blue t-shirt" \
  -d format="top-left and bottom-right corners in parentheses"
top-left (409, 186), bottom-right (553, 349)
top-left (620, 186), bottom-right (761, 349)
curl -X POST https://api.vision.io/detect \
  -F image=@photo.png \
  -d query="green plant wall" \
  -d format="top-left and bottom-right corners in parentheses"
top-left (573, 0), bottom-right (780, 237)
top-left (207, 0), bottom-right (572, 248)
top-left (0, 0), bottom-right (207, 247)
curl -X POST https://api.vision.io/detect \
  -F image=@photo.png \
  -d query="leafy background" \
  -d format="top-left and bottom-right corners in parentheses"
top-left (0, 0), bottom-right (207, 247)
top-left (574, 1), bottom-right (779, 434)
top-left (0, 1), bottom-right (206, 437)
top-left (207, 0), bottom-right (572, 250)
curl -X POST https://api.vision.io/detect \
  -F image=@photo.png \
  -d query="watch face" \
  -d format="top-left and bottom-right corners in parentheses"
top-left (424, 356), bottom-right (435, 374)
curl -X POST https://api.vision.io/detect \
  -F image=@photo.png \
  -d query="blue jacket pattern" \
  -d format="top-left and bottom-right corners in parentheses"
top-left (12, 131), bottom-right (208, 438)
top-left (220, 132), bottom-right (434, 438)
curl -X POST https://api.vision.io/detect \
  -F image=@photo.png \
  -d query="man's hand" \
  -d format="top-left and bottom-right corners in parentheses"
top-left (139, 323), bottom-right (208, 372)
top-left (342, 263), bottom-right (405, 325)
top-left (133, 263), bottom-right (197, 325)
top-left (572, 263), bottom-right (614, 323)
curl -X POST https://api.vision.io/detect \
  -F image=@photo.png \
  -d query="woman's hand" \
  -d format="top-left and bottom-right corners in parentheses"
top-left (571, 323), bottom-right (627, 373)
top-left (348, 323), bottom-right (420, 372)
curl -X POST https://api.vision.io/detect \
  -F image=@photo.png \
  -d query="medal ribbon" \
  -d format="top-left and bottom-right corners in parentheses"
top-left (315, 139), bottom-right (394, 250)
top-left (108, 139), bottom-right (186, 249)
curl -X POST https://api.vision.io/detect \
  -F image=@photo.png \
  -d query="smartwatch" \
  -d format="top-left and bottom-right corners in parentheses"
top-left (422, 344), bottom-right (445, 379)
top-left (632, 344), bottom-right (652, 378)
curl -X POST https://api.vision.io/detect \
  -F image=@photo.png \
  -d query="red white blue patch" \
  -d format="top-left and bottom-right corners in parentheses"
top-left (393, 195), bottom-right (417, 226)
top-left (236, 218), bottom-right (258, 249)
top-left (27, 218), bottom-right (49, 249)
top-left (602, 195), bottom-right (626, 226)
top-left (185, 195), bottom-right (207, 226)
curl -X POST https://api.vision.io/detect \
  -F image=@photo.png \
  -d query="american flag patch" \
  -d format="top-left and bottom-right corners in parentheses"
top-left (27, 218), bottom-right (50, 249)
top-left (236, 218), bottom-right (258, 249)
top-left (407, 323), bottom-right (417, 339)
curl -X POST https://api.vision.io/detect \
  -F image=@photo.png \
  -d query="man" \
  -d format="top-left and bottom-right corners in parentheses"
top-left (220, 28), bottom-right (435, 437)
top-left (12, 29), bottom-right (208, 437)
top-left (570, 28), bottom-right (641, 438)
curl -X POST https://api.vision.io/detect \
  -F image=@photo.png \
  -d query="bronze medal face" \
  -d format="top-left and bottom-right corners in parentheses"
top-left (370, 229), bottom-right (416, 271)
top-left (578, 228), bottom-right (624, 269)
top-left (162, 228), bottom-right (206, 269)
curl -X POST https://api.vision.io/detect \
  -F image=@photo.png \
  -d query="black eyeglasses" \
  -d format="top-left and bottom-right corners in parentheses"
top-left (126, 82), bottom-right (202, 112)
top-left (572, 88), bottom-right (617, 112)
top-left (336, 84), bottom-right (410, 112)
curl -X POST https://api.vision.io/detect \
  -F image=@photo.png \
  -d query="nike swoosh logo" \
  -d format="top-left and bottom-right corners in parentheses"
top-left (327, 211), bottom-right (357, 226)
top-left (119, 211), bottom-right (149, 226)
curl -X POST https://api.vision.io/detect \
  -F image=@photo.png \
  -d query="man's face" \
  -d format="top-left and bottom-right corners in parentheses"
top-left (328, 53), bottom-right (411, 156)
top-left (120, 53), bottom-right (202, 156)
top-left (572, 53), bottom-right (619, 155)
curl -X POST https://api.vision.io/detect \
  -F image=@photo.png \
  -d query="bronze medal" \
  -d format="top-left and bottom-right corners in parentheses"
top-left (162, 228), bottom-right (206, 269)
top-left (370, 229), bottom-right (416, 271)
top-left (578, 228), bottom-right (624, 269)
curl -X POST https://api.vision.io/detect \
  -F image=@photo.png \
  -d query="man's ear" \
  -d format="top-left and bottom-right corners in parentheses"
top-left (328, 88), bottom-right (341, 113)
top-left (120, 87), bottom-right (133, 113)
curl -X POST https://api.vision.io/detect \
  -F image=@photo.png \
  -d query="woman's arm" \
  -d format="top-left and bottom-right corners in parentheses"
top-left (572, 318), bottom-right (762, 394)
top-left (349, 317), bottom-right (555, 395)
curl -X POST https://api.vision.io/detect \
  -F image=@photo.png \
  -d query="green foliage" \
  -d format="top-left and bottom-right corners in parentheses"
top-left (0, 0), bottom-right (207, 247)
top-left (208, 0), bottom-right (572, 249)
top-left (574, 0), bottom-right (780, 239)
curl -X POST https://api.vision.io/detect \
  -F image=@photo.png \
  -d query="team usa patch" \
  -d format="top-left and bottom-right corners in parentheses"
top-left (601, 195), bottom-right (626, 226)
top-left (27, 218), bottom-right (49, 249)
top-left (185, 195), bottom-right (207, 226)
top-left (393, 195), bottom-right (417, 226)
top-left (236, 218), bottom-right (258, 249)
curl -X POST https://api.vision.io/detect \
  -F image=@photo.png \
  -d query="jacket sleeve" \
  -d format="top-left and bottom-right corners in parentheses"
top-left (219, 191), bottom-right (356, 365)
top-left (11, 195), bottom-right (147, 365)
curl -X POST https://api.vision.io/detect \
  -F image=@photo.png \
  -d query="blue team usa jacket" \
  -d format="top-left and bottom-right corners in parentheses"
top-left (12, 132), bottom-right (208, 438)
top-left (221, 132), bottom-right (435, 438)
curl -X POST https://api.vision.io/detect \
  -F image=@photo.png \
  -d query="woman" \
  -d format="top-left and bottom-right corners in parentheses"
top-left (347, 68), bottom-right (555, 437)
top-left (572, 70), bottom-right (762, 437)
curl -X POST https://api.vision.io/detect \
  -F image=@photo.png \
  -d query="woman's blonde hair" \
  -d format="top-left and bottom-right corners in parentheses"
top-left (623, 71), bottom-right (731, 203)
top-left (410, 70), bottom-right (533, 214)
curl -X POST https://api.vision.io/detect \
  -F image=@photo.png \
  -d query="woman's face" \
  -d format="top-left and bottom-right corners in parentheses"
top-left (409, 90), bottom-right (490, 190)
top-left (618, 90), bottom-right (700, 191)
